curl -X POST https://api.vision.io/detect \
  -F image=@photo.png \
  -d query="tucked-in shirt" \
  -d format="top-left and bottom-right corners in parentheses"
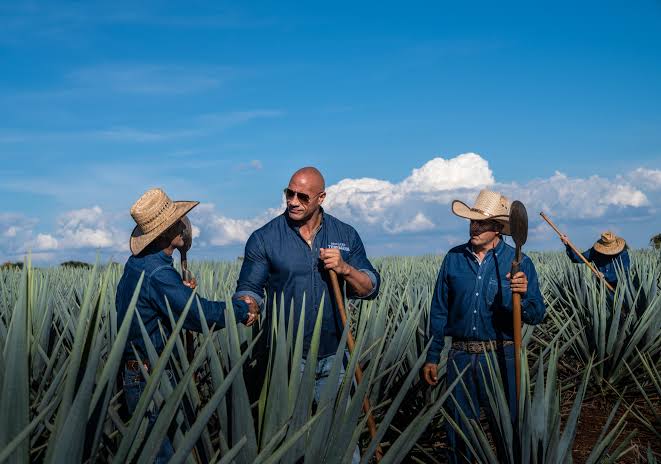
top-left (234, 210), bottom-right (380, 358)
top-left (116, 250), bottom-right (249, 361)
top-left (565, 246), bottom-right (630, 286)
top-left (426, 239), bottom-right (546, 364)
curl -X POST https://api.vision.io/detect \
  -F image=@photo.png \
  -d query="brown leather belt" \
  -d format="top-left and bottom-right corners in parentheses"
top-left (126, 360), bottom-right (149, 372)
top-left (451, 340), bottom-right (513, 354)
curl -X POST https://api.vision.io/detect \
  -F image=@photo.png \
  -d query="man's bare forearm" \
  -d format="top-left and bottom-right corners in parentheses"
top-left (342, 265), bottom-right (373, 297)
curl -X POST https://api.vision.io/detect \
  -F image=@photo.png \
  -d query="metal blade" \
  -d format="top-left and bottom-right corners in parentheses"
top-left (509, 200), bottom-right (528, 248)
top-left (180, 216), bottom-right (193, 280)
top-left (180, 216), bottom-right (193, 253)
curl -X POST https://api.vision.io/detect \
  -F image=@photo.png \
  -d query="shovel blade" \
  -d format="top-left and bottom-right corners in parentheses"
top-left (180, 216), bottom-right (193, 252)
top-left (509, 200), bottom-right (528, 247)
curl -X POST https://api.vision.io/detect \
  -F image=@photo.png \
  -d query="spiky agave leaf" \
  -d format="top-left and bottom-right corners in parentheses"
top-left (0, 251), bottom-right (656, 463)
top-left (0, 260), bottom-right (30, 464)
top-left (445, 344), bottom-right (637, 464)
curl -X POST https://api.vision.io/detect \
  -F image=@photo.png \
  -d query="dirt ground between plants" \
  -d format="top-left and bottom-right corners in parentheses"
top-left (572, 397), bottom-right (659, 464)
top-left (399, 396), bottom-right (660, 463)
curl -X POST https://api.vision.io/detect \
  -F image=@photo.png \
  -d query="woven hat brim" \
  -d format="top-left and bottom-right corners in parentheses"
top-left (130, 200), bottom-right (199, 255)
top-left (593, 237), bottom-right (626, 256)
top-left (451, 200), bottom-right (511, 235)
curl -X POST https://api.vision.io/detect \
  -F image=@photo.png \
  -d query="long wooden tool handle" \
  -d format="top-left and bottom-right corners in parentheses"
top-left (180, 252), bottom-right (196, 363)
top-left (180, 251), bottom-right (187, 280)
top-left (510, 260), bottom-right (522, 403)
top-left (329, 270), bottom-right (383, 462)
top-left (539, 212), bottom-right (615, 293)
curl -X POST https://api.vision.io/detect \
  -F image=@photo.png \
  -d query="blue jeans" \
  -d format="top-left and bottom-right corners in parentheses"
top-left (445, 345), bottom-right (516, 464)
top-left (300, 352), bottom-right (361, 464)
top-left (123, 366), bottom-right (175, 463)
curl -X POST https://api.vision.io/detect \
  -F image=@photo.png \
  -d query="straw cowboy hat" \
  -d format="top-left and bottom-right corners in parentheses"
top-left (593, 231), bottom-right (626, 256)
top-left (130, 188), bottom-right (198, 255)
top-left (451, 189), bottom-right (511, 235)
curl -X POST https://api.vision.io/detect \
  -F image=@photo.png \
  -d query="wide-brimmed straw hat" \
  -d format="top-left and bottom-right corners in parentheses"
top-left (451, 189), bottom-right (511, 235)
top-left (129, 188), bottom-right (199, 255)
top-left (593, 231), bottom-right (626, 256)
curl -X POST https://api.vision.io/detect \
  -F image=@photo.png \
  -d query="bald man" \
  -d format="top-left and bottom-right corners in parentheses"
top-left (234, 167), bottom-right (380, 418)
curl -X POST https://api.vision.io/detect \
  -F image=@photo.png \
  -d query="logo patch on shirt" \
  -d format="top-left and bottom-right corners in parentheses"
top-left (327, 242), bottom-right (350, 252)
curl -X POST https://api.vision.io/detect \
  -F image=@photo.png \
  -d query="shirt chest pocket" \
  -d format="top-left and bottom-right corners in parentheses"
top-left (486, 277), bottom-right (503, 307)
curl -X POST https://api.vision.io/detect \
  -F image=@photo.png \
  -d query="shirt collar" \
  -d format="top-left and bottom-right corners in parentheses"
top-left (160, 250), bottom-right (173, 262)
top-left (463, 236), bottom-right (506, 260)
top-left (137, 247), bottom-right (173, 263)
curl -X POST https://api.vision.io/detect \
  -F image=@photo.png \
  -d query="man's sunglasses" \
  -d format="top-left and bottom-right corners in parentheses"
top-left (470, 219), bottom-right (504, 232)
top-left (283, 188), bottom-right (323, 204)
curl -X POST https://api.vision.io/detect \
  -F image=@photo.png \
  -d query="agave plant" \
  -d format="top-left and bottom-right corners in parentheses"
top-left (538, 251), bottom-right (661, 390)
top-left (444, 344), bottom-right (637, 463)
top-left (622, 349), bottom-right (661, 440)
top-left (1, 250), bottom-right (658, 462)
top-left (0, 257), bottom-right (464, 463)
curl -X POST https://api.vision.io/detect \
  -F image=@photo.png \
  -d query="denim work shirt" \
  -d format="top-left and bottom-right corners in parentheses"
top-left (565, 246), bottom-right (630, 287)
top-left (426, 239), bottom-right (546, 364)
top-left (116, 250), bottom-right (249, 361)
top-left (234, 210), bottom-right (380, 358)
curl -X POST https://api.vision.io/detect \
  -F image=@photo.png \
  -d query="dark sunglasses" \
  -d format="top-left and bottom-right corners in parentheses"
top-left (470, 219), bottom-right (504, 232)
top-left (283, 188), bottom-right (323, 204)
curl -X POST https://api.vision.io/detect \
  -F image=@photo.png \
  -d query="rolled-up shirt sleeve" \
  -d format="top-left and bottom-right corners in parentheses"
top-left (426, 258), bottom-right (449, 364)
top-left (150, 266), bottom-right (248, 331)
top-left (234, 231), bottom-right (270, 307)
top-left (346, 229), bottom-right (380, 300)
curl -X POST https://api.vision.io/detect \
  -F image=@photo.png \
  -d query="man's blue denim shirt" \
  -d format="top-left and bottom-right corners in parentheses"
top-left (565, 246), bottom-right (630, 287)
top-left (426, 239), bottom-right (546, 364)
top-left (116, 249), bottom-right (249, 361)
top-left (234, 210), bottom-right (380, 358)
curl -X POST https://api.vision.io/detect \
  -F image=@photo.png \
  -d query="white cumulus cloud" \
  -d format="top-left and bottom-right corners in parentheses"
top-left (190, 204), bottom-right (281, 247)
top-left (188, 153), bottom-right (654, 245)
top-left (627, 168), bottom-right (661, 191)
top-left (3, 153), bottom-right (658, 262)
top-left (501, 171), bottom-right (650, 220)
top-left (384, 212), bottom-right (435, 234)
top-left (324, 152), bottom-right (494, 233)
top-left (56, 206), bottom-right (128, 250)
top-left (32, 233), bottom-right (59, 251)
top-left (401, 153), bottom-right (494, 193)
top-left (0, 213), bottom-right (40, 260)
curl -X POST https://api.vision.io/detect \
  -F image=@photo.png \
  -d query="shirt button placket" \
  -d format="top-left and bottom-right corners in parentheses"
top-left (473, 270), bottom-right (481, 334)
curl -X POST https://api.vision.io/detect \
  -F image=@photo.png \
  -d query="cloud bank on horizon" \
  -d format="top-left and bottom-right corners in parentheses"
top-left (1, 153), bottom-right (659, 263)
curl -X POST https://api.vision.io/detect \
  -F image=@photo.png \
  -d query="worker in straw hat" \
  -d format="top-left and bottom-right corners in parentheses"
top-left (560, 231), bottom-right (630, 288)
top-left (423, 189), bottom-right (546, 463)
top-left (115, 188), bottom-right (259, 462)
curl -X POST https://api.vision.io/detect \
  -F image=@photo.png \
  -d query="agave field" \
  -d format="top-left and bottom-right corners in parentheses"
top-left (0, 250), bottom-right (659, 463)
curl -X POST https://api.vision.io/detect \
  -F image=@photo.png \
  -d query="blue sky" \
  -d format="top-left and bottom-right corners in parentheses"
top-left (1, 1), bottom-right (660, 263)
